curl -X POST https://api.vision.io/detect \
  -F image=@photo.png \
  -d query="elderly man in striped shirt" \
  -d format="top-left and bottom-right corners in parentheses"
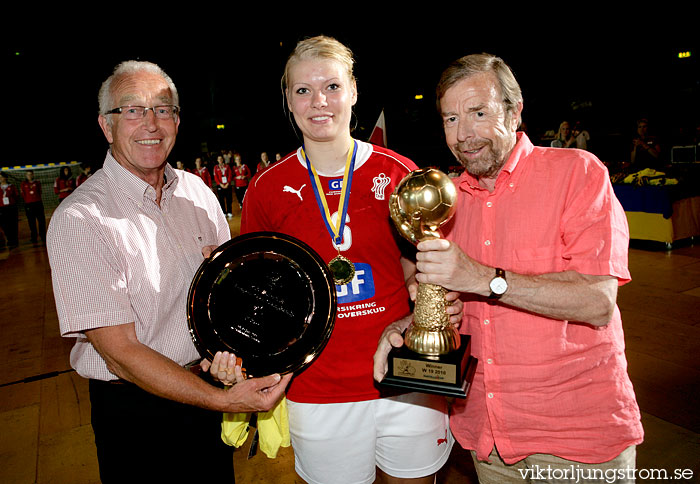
top-left (47, 60), bottom-right (290, 484)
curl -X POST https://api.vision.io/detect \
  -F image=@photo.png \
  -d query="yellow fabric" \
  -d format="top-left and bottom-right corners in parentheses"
top-left (622, 168), bottom-right (678, 186)
top-left (649, 177), bottom-right (678, 186)
top-left (221, 411), bottom-right (251, 447)
top-left (257, 397), bottom-right (290, 458)
top-left (221, 397), bottom-right (290, 458)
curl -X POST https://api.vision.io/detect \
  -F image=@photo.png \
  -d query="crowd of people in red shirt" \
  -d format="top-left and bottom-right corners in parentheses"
top-left (176, 150), bottom-right (281, 218)
top-left (1, 165), bottom-right (95, 250)
top-left (0, 150), bottom-right (279, 249)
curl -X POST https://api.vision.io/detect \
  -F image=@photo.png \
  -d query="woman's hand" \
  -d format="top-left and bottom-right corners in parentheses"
top-left (445, 290), bottom-right (464, 329)
top-left (373, 316), bottom-right (411, 382)
top-left (200, 351), bottom-right (245, 386)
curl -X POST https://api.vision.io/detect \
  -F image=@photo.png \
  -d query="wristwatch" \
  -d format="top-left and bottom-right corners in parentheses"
top-left (488, 268), bottom-right (508, 299)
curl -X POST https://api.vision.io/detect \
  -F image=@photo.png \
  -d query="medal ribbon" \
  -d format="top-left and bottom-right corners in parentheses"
top-left (302, 140), bottom-right (357, 246)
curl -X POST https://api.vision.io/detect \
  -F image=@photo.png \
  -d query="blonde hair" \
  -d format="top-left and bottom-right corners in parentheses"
top-left (281, 35), bottom-right (355, 92)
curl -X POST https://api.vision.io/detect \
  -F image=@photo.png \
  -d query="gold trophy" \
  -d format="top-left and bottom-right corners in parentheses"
top-left (382, 168), bottom-right (475, 397)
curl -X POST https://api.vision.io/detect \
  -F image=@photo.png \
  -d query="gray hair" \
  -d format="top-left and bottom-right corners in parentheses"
top-left (98, 60), bottom-right (179, 122)
top-left (436, 53), bottom-right (523, 126)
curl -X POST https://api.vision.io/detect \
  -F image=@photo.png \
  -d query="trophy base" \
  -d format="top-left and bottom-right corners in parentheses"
top-left (380, 334), bottom-right (476, 398)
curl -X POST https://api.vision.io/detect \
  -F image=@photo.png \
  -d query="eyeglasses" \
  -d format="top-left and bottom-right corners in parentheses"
top-left (105, 105), bottom-right (180, 120)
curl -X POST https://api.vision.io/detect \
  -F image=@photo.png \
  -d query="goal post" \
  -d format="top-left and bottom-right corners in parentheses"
top-left (1, 161), bottom-right (86, 215)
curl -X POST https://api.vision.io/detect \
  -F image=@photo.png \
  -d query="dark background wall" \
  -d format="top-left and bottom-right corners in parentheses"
top-left (1, 17), bottom-right (697, 172)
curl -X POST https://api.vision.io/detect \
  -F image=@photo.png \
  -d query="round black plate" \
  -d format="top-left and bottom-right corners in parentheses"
top-left (187, 232), bottom-right (336, 377)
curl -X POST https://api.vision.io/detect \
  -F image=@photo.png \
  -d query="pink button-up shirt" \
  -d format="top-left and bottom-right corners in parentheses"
top-left (444, 133), bottom-right (643, 464)
top-left (47, 152), bottom-right (230, 381)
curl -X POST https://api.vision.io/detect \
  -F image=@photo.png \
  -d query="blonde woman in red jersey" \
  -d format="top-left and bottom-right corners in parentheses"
top-left (211, 36), bottom-right (461, 484)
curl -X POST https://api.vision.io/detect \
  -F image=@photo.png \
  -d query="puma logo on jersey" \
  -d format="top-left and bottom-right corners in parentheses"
top-left (437, 429), bottom-right (448, 446)
top-left (283, 184), bottom-right (306, 201)
top-left (371, 173), bottom-right (391, 200)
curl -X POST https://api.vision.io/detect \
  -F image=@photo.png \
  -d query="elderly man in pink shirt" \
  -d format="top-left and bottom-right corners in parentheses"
top-left (375, 54), bottom-right (642, 483)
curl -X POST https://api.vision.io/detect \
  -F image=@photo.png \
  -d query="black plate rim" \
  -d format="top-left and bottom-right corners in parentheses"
top-left (187, 231), bottom-right (337, 376)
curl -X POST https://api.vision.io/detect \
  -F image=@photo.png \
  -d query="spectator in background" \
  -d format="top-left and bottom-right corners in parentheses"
top-left (222, 149), bottom-right (232, 166)
top-left (550, 120), bottom-right (577, 148)
top-left (232, 152), bottom-right (251, 208)
top-left (213, 154), bottom-right (234, 217)
top-left (76, 165), bottom-right (92, 187)
top-left (194, 157), bottom-right (212, 189)
top-left (256, 151), bottom-right (271, 174)
top-left (54, 166), bottom-right (75, 203)
top-left (0, 172), bottom-right (19, 249)
top-left (631, 118), bottom-right (662, 169)
top-left (20, 169), bottom-right (46, 244)
top-left (573, 120), bottom-right (591, 151)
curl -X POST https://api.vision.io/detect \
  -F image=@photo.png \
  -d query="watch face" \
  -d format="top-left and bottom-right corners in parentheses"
top-left (490, 277), bottom-right (508, 295)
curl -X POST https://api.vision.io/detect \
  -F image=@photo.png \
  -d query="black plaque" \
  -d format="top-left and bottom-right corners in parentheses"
top-left (381, 334), bottom-right (477, 398)
top-left (187, 232), bottom-right (336, 377)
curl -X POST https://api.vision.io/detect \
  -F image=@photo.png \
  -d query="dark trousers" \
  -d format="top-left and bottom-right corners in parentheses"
top-left (0, 205), bottom-right (18, 247)
top-left (234, 185), bottom-right (248, 208)
top-left (24, 201), bottom-right (46, 242)
top-left (89, 379), bottom-right (235, 484)
top-left (217, 186), bottom-right (233, 214)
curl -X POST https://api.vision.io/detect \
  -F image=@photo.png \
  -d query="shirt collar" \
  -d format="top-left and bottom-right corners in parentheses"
top-left (102, 150), bottom-right (179, 204)
top-left (294, 139), bottom-right (372, 176)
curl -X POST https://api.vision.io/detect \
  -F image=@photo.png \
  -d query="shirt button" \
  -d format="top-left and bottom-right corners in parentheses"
top-left (484, 319), bottom-right (490, 325)
top-left (484, 240), bottom-right (491, 246)
top-left (509, 183), bottom-right (514, 188)
top-left (487, 358), bottom-right (493, 364)
top-left (486, 201), bottom-right (493, 207)
top-left (488, 392), bottom-right (494, 399)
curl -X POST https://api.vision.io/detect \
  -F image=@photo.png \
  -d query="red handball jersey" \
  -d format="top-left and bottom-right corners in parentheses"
top-left (54, 178), bottom-right (75, 199)
top-left (213, 164), bottom-right (233, 186)
top-left (233, 164), bottom-right (251, 187)
top-left (21, 180), bottom-right (42, 203)
top-left (194, 167), bottom-right (212, 188)
top-left (241, 141), bottom-right (418, 403)
top-left (1, 182), bottom-right (18, 206)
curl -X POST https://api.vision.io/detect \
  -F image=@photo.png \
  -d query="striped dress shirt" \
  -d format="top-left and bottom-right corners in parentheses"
top-left (47, 152), bottom-right (230, 381)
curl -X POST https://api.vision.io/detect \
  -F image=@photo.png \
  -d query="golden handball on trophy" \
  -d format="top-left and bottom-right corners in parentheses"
top-left (383, 168), bottom-right (475, 398)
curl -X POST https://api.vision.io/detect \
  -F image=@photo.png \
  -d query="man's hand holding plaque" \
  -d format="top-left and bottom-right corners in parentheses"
top-left (376, 168), bottom-right (476, 398)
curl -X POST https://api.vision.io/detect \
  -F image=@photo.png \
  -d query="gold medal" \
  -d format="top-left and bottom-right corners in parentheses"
top-left (328, 254), bottom-right (355, 285)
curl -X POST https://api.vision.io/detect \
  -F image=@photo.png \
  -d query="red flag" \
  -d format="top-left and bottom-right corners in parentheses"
top-left (368, 110), bottom-right (387, 147)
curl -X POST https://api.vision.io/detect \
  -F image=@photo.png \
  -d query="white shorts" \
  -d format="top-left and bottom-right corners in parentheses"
top-left (287, 392), bottom-right (454, 484)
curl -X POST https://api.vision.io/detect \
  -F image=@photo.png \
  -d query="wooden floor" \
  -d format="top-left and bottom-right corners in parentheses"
top-left (1, 209), bottom-right (699, 483)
